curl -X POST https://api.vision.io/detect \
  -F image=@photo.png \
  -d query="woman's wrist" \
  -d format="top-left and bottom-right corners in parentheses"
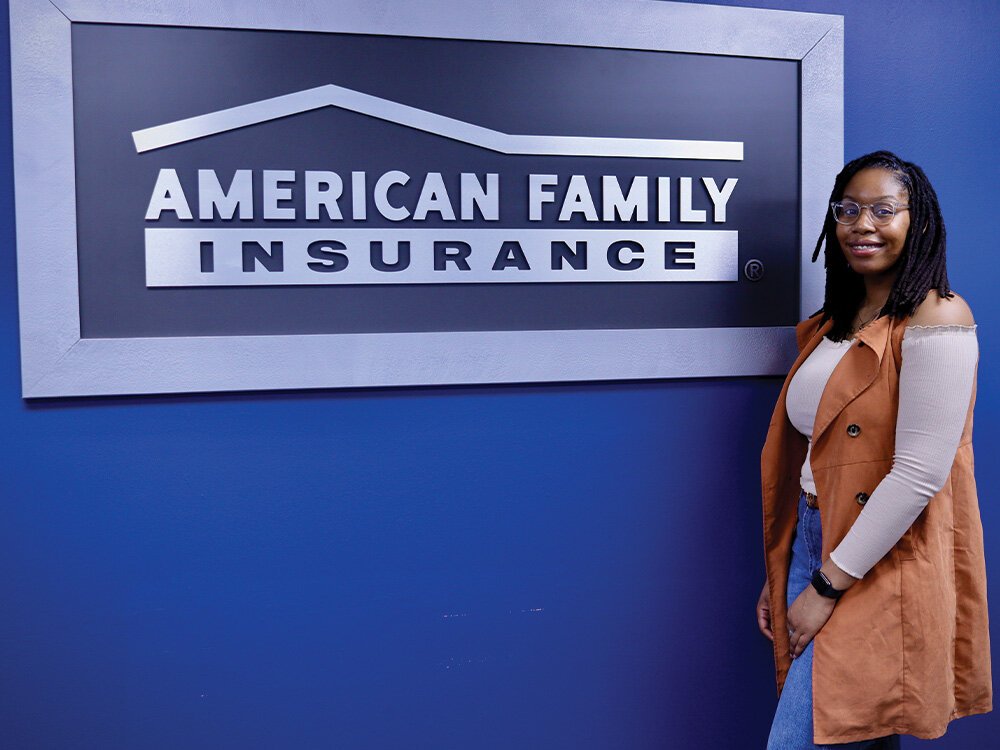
top-left (821, 559), bottom-right (859, 591)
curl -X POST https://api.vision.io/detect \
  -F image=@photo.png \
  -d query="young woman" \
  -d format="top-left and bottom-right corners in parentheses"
top-left (756, 151), bottom-right (992, 748)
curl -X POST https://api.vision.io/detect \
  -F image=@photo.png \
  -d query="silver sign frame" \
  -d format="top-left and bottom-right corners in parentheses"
top-left (10, 0), bottom-right (842, 397)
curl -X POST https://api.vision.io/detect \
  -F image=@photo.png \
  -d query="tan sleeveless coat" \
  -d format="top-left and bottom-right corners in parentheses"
top-left (761, 312), bottom-right (992, 743)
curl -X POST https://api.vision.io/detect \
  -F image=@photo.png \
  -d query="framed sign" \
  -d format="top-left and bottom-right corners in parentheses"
top-left (10, 0), bottom-right (843, 397)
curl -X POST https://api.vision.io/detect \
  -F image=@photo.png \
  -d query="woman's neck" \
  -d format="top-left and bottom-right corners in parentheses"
top-left (861, 269), bottom-right (897, 311)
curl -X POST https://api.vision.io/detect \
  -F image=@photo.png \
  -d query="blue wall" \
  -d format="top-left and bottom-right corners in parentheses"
top-left (1, 1), bottom-right (997, 747)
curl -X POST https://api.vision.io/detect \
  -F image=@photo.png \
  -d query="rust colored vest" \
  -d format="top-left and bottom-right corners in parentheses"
top-left (761, 313), bottom-right (992, 743)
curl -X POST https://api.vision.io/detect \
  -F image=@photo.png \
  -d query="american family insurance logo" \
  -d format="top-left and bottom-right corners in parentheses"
top-left (137, 84), bottom-right (743, 287)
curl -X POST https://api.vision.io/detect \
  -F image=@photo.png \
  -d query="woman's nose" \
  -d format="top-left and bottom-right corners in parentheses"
top-left (852, 206), bottom-right (877, 232)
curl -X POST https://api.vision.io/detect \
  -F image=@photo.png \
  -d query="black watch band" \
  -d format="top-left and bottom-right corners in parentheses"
top-left (811, 569), bottom-right (845, 599)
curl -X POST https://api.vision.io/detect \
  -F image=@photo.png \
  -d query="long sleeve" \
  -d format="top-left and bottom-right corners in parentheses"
top-left (828, 325), bottom-right (978, 579)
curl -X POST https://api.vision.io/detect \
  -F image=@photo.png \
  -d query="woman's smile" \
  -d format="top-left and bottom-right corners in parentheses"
top-left (845, 240), bottom-right (886, 257)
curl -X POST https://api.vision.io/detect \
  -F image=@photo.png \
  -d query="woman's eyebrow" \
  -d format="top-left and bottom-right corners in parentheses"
top-left (841, 193), bottom-right (906, 201)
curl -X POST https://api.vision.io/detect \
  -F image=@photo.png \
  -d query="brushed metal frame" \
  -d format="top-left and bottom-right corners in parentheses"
top-left (9, 0), bottom-right (843, 397)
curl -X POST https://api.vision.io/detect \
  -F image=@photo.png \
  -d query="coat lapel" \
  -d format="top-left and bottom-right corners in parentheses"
top-left (811, 315), bottom-right (891, 444)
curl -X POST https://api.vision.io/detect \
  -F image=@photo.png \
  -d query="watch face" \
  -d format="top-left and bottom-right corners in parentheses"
top-left (812, 570), bottom-right (842, 598)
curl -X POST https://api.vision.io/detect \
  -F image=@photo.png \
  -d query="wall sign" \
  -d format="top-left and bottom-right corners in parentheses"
top-left (10, 0), bottom-right (843, 396)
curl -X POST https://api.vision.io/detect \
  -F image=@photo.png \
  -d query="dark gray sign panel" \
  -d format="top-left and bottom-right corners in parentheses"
top-left (10, 0), bottom-right (842, 396)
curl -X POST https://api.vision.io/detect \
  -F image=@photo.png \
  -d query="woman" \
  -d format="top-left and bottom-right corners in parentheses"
top-left (756, 151), bottom-right (992, 748)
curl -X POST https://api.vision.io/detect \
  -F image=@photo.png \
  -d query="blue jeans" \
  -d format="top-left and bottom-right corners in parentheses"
top-left (766, 492), bottom-right (902, 750)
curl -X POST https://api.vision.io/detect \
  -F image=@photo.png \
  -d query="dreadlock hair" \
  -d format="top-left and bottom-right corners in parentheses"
top-left (811, 150), bottom-right (950, 341)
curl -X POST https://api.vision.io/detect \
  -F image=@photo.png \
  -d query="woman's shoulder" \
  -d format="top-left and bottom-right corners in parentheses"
top-left (794, 310), bottom-right (826, 351)
top-left (908, 290), bottom-right (975, 327)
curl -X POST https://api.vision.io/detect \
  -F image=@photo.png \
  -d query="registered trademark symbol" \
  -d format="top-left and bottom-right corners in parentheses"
top-left (744, 259), bottom-right (764, 281)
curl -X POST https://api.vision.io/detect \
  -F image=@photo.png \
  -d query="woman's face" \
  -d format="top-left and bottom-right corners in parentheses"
top-left (836, 167), bottom-right (911, 281)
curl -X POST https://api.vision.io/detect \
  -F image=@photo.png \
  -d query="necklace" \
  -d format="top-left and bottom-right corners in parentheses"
top-left (852, 305), bottom-right (882, 335)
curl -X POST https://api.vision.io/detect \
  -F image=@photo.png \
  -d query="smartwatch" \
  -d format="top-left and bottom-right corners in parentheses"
top-left (811, 569), bottom-right (845, 599)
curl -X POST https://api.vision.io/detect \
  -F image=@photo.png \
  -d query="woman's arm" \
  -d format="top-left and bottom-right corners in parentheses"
top-left (823, 294), bottom-right (977, 585)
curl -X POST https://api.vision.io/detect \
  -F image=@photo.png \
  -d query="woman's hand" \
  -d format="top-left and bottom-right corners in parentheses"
top-left (786, 585), bottom-right (836, 659)
top-left (756, 579), bottom-right (773, 642)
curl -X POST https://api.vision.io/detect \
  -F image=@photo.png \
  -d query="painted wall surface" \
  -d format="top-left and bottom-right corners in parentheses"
top-left (0, 1), bottom-right (997, 747)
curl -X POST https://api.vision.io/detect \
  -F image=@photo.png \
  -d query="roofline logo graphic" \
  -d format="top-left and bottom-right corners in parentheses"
top-left (132, 83), bottom-right (744, 161)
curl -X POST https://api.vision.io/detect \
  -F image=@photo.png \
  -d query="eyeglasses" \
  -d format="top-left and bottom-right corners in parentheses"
top-left (831, 200), bottom-right (909, 226)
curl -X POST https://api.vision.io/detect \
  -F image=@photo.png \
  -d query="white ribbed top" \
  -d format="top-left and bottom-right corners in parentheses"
top-left (786, 324), bottom-right (978, 579)
top-left (786, 336), bottom-right (854, 494)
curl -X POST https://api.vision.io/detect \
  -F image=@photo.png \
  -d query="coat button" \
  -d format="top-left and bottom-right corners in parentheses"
top-left (856, 492), bottom-right (869, 506)
top-left (847, 423), bottom-right (862, 437)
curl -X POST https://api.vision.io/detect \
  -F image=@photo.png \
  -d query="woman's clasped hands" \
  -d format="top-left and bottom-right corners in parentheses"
top-left (786, 585), bottom-right (836, 659)
top-left (756, 579), bottom-right (837, 659)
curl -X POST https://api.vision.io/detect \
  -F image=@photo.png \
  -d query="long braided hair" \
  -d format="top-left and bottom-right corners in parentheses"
top-left (812, 150), bottom-right (950, 341)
